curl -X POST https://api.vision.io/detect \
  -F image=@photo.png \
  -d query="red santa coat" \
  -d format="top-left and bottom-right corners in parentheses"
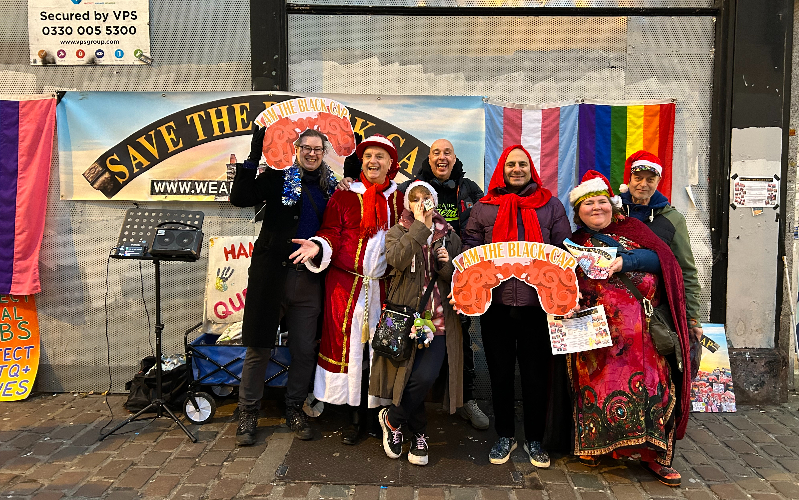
top-left (306, 181), bottom-right (403, 406)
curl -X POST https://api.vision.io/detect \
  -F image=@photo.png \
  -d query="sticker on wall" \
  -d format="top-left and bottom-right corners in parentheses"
top-left (0, 295), bottom-right (40, 401)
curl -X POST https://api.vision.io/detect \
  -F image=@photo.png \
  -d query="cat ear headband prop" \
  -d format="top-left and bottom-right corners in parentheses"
top-left (254, 97), bottom-right (357, 170)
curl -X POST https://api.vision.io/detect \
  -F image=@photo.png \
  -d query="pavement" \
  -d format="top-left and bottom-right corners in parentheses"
top-left (1, 392), bottom-right (799, 500)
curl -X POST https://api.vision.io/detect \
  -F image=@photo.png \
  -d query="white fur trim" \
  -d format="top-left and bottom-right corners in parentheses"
top-left (361, 135), bottom-right (397, 155)
top-left (403, 180), bottom-right (439, 211)
top-left (569, 177), bottom-right (611, 205)
top-left (630, 159), bottom-right (662, 176)
top-left (610, 195), bottom-right (622, 208)
top-left (619, 184), bottom-right (629, 193)
top-left (305, 236), bottom-right (332, 273)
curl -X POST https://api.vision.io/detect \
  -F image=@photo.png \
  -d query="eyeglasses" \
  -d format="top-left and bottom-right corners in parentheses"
top-left (299, 145), bottom-right (325, 154)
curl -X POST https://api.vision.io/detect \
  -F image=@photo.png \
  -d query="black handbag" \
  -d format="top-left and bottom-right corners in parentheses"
top-left (372, 268), bottom-right (438, 362)
top-left (618, 273), bottom-right (684, 373)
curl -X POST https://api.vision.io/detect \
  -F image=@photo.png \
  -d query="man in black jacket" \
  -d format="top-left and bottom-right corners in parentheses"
top-left (230, 127), bottom-right (338, 445)
top-left (398, 139), bottom-right (488, 430)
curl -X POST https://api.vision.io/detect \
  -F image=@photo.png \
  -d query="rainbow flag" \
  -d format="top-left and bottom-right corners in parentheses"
top-left (578, 101), bottom-right (675, 200)
top-left (485, 101), bottom-right (579, 211)
top-left (0, 95), bottom-right (56, 295)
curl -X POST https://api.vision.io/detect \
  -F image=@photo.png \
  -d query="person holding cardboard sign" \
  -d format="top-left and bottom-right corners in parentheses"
top-left (567, 170), bottom-right (690, 486)
top-left (230, 127), bottom-right (338, 446)
top-left (458, 145), bottom-right (571, 468)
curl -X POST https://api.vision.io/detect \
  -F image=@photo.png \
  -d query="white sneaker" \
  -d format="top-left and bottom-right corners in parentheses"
top-left (457, 400), bottom-right (489, 430)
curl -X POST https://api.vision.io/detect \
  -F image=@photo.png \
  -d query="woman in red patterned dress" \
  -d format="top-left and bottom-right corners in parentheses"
top-left (566, 171), bottom-right (691, 486)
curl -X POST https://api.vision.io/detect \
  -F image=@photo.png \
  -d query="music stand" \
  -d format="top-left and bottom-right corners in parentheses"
top-left (100, 209), bottom-right (205, 442)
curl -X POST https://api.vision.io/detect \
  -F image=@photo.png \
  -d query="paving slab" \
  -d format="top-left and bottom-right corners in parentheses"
top-left (0, 392), bottom-right (797, 499)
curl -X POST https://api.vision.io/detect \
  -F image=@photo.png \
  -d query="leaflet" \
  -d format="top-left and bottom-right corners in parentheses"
top-left (563, 238), bottom-right (617, 280)
top-left (547, 305), bottom-right (612, 354)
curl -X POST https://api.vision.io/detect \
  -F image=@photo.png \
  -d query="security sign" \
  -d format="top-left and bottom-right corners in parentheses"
top-left (28, 0), bottom-right (150, 65)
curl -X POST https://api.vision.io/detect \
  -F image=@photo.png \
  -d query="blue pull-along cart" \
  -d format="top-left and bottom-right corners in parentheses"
top-left (183, 322), bottom-right (291, 424)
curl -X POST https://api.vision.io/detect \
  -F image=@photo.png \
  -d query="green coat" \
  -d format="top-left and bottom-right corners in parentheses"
top-left (655, 205), bottom-right (702, 324)
top-left (368, 216), bottom-right (464, 413)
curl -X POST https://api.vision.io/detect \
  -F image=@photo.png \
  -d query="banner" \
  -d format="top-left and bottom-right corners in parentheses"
top-left (484, 101), bottom-right (579, 212)
top-left (57, 92), bottom-right (485, 201)
top-left (578, 100), bottom-right (675, 200)
top-left (0, 95), bottom-right (56, 296)
top-left (28, 0), bottom-right (150, 65)
top-left (0, 295), bottom-right (40, 401)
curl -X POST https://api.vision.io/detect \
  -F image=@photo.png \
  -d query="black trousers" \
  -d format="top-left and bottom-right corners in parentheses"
top-left (387, 335), bottom-right (447, 435)
top-left (238, 267), bottom-right (322, 411)
top-left (481, 303), bottom-right (551, 442)
top-left (461, 315), bottom-right (475, 402)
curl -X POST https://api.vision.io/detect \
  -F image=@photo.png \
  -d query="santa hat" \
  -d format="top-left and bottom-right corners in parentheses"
top-left (403, 180), bottom-right (439, 212)
top-left (356, 134), bottom-right (400, 180)
top-left (569, 170), bottom-right (621, 208)
top-left (619, 150), bottom-right (663, 193)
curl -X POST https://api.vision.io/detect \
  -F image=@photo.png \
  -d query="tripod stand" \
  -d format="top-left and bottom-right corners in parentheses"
top-left (101, 209), bottom-right (205, 442)
top-left (100, 259), bottom-right (197, 442)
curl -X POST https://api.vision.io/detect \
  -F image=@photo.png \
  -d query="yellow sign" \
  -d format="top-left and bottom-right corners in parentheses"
top-left (0, 295), bottom-right (40, 401)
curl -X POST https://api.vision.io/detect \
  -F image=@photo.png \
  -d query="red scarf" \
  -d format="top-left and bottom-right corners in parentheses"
top-left (572, 215), bottom-right (690, 440)
top-left (359, 172), bottom-right (391, 239)
top-left (480, 145), bottom-right (553, 242)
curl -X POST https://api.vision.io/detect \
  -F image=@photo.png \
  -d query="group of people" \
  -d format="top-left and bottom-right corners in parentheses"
top-left (228, 126), bottom-right (702, 486)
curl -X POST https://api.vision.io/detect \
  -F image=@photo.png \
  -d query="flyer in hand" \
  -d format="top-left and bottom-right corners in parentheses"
top-left (563, 238), bottom-right (617, 280)
top-left (547, 305), bottom-right (612, 355)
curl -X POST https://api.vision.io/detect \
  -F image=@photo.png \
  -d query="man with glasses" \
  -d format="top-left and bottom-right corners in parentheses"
top-left (230, 127), bottom-right (339, 446)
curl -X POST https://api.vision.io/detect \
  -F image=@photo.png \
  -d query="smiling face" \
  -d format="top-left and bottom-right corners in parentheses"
top-left (628, 169), bottom-right (661, 205)
top-left (428, 139), bottom-right (456, 181)
top-left (503, 148), bottom-right (532, 193)
top-left (361, 145), bottom-right (393, 184)
top-left (295, 135), bottom-right (324, 171)
top-left (577, 195), bottom-right (614, 231)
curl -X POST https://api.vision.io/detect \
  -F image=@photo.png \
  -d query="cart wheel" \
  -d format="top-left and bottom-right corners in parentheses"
top-left (211, 385), bottom-right (234, 397)
top-left (184, 392), bottom-right (216, 424)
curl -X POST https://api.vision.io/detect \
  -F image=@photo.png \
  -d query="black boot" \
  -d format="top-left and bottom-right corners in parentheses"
top-left (236, 407), bottom-right (259, 446)
top-left (367, 407), bottom-right (381, 438)
top-left (341, 406), bottom-right (364, 445)
top-left (286, 405), bottom-right (314, 440)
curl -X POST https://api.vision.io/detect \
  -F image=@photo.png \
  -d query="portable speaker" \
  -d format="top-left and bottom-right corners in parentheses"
top-left (150, 228), bottom-right (203, 260)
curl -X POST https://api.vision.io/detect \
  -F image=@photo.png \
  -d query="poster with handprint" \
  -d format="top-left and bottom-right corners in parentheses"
top-left (204, 236), bottom-right (255, 326)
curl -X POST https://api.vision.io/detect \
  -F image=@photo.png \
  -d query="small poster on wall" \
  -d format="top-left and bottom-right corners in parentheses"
top-left (690, 323), bottom-right (737, 413)
top-left (28, 0), bottom-right (150, 65)
top-left (730, 175), bottom-right (780, 209)
top-left (0, 295), bottom-right (40, 401)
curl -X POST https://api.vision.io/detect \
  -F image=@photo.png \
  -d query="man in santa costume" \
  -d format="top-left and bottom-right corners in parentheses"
top-left (290, 134), bottom-right (403, 444)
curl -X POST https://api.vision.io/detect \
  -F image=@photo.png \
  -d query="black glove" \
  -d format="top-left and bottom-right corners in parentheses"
top-left (247, 125), bottom-right (266, 164)
top-left (343, 131), bottom-right (364, 179)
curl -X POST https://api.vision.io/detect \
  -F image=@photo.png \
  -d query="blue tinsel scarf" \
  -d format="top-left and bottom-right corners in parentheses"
top-left (281, 163), bottom-right (338, 206)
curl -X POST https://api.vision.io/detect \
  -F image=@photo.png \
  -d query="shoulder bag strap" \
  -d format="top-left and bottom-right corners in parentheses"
top-left (591, 236), bottom-right (652, 318)
top-left (416, 269), bottom-right (438, 314)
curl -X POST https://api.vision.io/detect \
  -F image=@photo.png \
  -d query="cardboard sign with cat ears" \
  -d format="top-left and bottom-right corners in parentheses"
top-left (254, 97), bottom-right (356, 170)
